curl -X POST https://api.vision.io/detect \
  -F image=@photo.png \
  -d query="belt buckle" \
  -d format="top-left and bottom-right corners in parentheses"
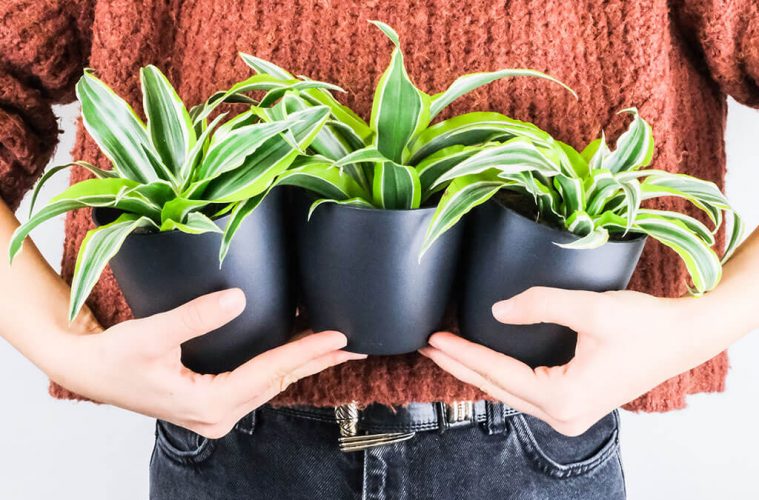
top-left (335, 402), bottom-right (415, 453)
top-left (438, 400), bottom-right (475, 433)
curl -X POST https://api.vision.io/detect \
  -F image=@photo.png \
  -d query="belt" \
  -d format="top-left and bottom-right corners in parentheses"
top-left (265, 401), bottom-right (521, 452)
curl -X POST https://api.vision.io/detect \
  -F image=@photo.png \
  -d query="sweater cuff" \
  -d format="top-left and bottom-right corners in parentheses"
top-left (0, 73), bottom-right (58, 210)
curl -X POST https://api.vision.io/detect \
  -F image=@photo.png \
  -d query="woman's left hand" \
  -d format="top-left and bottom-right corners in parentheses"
top-left (420, 286), bottom-right (745, 436)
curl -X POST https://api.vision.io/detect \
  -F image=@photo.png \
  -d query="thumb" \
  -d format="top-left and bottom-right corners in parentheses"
top-left (492, 286), bottom-right (598, 331)
top-left (136, 288), bottom-right (246, 348)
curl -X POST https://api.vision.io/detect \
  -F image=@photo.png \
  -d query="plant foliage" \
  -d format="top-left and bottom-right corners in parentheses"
top-left (423, 109), bottom-right (743, 294)
top-left (10, 66), bottom-right (329, 321)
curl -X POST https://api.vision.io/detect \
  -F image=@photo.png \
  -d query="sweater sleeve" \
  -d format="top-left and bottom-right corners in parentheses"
top-left (0, 0), bottom-right (94, 210)
top-left (673, 0), bottom-right (759, 107)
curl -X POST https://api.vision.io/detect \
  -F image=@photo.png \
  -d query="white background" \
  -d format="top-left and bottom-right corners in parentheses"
top-left (0, 101), bottom-right (757, 499)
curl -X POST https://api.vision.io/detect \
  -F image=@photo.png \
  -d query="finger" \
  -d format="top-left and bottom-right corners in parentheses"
top-left (244, 350), bottom-right (367, 408)
top-left (418, 347), bottom-right (555, 424)
top-left (222, 330), bottom-right (349, 398)
top-left (492, 286), bottom-right (601, 331)
top-left (427, 331), bottom-right (550, 406)
top-left (135, 289), bottom-right (246, 348)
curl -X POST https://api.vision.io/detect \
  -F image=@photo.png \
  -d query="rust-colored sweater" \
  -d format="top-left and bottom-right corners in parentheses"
top-left (1, 0), bottom-right (757, 412)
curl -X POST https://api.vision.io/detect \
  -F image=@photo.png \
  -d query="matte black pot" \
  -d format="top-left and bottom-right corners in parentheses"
top-left (460, 200), bottom-right (646, 367)
top-left (94, 189), bottom-right (295, 374)
top-left (293, 192), bottom-right (464, 355)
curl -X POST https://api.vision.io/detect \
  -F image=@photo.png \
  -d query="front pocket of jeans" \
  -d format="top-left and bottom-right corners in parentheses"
top-left (512, 411), bottom-right (620, 479)
top-left (155, 420), bottom-right (216, 465)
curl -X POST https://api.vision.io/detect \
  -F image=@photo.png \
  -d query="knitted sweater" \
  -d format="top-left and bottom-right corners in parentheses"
top-left (1, 0), bottom-right (757, 412)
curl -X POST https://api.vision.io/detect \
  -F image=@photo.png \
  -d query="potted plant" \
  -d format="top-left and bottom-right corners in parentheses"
top-left (9, 66), bottom-right (331, 373)
top-left (216, 21), bottom-right (574, 355)
top-left (423, 109), bottom-right (744, 367)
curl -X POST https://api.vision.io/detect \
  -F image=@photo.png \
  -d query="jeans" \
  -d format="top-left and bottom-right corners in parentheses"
top-left (150, 405), bottom-right (625, 499)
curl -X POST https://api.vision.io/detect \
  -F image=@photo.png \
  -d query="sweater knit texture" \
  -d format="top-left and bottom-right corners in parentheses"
top-left (1, 0), bottom-right (757, 412)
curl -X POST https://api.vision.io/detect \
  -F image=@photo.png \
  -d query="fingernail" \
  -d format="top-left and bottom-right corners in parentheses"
top-left (492, 300), bottom-right (513, 321)
top-left (219, 289), bottom-right (246, 312)
top-left (343, 351), bottom-right (368, 360)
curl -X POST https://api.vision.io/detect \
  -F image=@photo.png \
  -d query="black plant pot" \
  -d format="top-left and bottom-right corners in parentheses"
top-left (293, 192), bottom-right (464, 355)
top-left (94, 189), bottom-right (295, 374)
top-left (460, 200), bottom-right (646, 367)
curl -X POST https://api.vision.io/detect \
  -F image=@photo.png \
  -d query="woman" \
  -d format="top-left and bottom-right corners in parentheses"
top-left (1, 1), bottom-right (757, 498)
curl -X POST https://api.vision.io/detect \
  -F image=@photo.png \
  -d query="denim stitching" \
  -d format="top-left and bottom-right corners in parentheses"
top-left (512, 414), bottom-right (620, 479)
top-left (155, 421), bottom-right (216, 465)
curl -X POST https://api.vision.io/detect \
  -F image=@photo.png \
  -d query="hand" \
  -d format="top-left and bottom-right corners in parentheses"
top-left (45, 288), bottom-right (364, 438)
top-left (420, 287), bottom-right (741, 436)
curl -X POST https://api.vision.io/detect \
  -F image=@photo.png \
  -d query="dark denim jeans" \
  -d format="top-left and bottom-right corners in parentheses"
top-left (150, 405), bottom-right (625, 499)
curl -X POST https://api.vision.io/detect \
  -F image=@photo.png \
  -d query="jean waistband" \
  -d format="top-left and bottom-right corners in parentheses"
top-left (250, 401), bottom-right (521, 437)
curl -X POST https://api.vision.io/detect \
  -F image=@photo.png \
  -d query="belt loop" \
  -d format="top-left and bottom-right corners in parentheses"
top-left (234, 409), bottom-right (257, 435)
top-left (485, 401), bottom-right (508, 435)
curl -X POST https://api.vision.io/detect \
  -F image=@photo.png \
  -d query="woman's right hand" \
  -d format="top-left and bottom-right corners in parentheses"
top-left (44, 288), bottom-right (363, 438)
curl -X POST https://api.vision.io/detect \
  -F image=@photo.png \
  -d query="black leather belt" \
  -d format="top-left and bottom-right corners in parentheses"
top-left (266, 401), bottom-right (521, 452)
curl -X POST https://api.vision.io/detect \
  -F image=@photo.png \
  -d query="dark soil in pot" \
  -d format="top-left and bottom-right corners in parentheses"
top-left (459, 197), bottom-right (647, 367)
top-left (293, 191), bottom-right (464, 355)
top-left (93, 189), bottom-right (295, 374)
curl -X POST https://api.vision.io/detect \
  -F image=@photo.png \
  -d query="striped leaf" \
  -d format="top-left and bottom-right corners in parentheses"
top-left (553, 175), bottom-right (585, 217)
top-left (369, 20), bottom-right (431, 164)
top-left (240, 52), bottom-right (372, 140)
top-left (307, 197), bottom-right (375, 220)
top-left (602, 108), bottom-right (654, 173)
top-left (416, 144), bottom-right (484, 194)
top-left (275, 160), bottom-right (366, 200)
top-left (178, 113), bottom-right (227, 187)
top-left (408, 112), bottom-right (554, 164)
top-left (29, 161), bottom-right (117, 214)
top-left (9, 178), bottom-right (162, 262)
top-left (218, 191), bottom-right (268, 264)
top-left (556, 226), bottom-right (610, 250)
top-left (76, 71), bottom-right (161, 183)
top-left (203, 106), bottom-right (330, 202)
top-left (141, 65), bottom-right (196, 176)
top-left (69, 214), bottom-right (157, 321)
top-left (373, 162), bottom-right (422, 209)
top-left (160, 212), bottom-right (223, 235)
top-left (430, 69), bottom-right (575, 119)
top-left (633, 212), bottom-right (722, 294)
top-left (432, 138), bottom-right (563, 188)
top-left (195, 119), bottom-right (299, 180)
top-left (420, 173), bottom-right (503, 258)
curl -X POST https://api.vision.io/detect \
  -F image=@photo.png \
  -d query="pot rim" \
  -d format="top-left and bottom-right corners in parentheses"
top-left (492, 198), bottom-right (648, 246)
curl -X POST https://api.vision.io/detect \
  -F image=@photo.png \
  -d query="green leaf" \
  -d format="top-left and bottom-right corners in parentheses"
top-left (195, 119), bottom-right (300, 181)
top-left (68, 214), bottom-right (156, 321)
top-left (556, 225), bottom-right (610, 250)
top-left (416, 144), bottom-right (484, 194)
top-left (408, 112), bottom-right (554, 164)
top-left (160, 197), bottom-right (209, 225)
top-left (372, 162), bottom-right (422, 209)
top-left (218, 191), bottom-right (269, 264)
top-left (76, 70), bottom-right (161, 183)
top-left (602, 108), bottom-right (654, 173)
top-left (29, 161), bottom-right (117, 215)
top-left (140, 65), bottom-right (195, 176)
top-left (553, 175), bottom-right (585, 217)
top-left (239, 53), bottom-right (294, 79)
top-left (178, 113), bottom-right (227, 187)
top-left (557, 141), bottom-right (589, 179)
top-left (301, 88), bottom-right (373, 141)
top-left (307, 197), bottom-right (375, 219)
top-left (369, 20), bottom-right (431, 164)
top-left (633, 212), bottom-right (722, 294)
top-left (160, 211), bottom-right (222, 234)
top-left (276, 161), bottom-right (366, 200)
top-left (203, 106), bottom-right (330, 202)
top-left (420, 173), bottom-right (503, 258)
top-left (430, 69), bottom-right (575, 119)
top-left (432, 137), bottom-right (563, 188)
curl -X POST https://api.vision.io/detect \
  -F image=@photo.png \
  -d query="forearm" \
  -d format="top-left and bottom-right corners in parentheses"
top-left (0, 200), bottom-right (99, 375)
top-left (693, 227), bottom-right (759, 342)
